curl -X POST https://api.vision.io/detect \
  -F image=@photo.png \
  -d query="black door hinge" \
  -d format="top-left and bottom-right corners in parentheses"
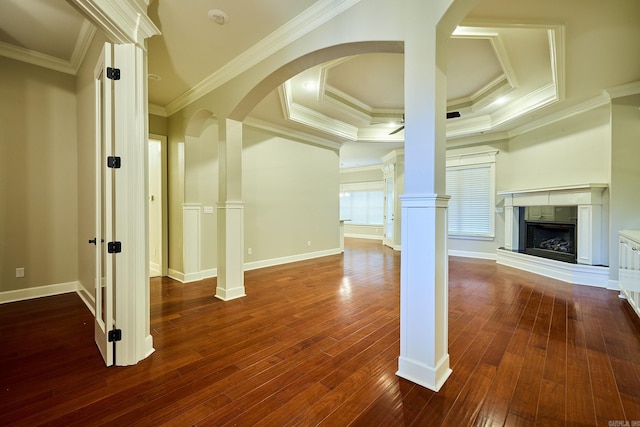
top-left (108, 329), bottom-right (122, 342)
top-left (107, 241), bottom-right (122, 254)
top-left (107, 67), bottom-right (120, 80)
top-left (107, 156), bottom-right (121, 169)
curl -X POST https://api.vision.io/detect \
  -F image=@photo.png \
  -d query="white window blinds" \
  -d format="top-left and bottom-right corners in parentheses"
top-left (446, 151), bottom-right (497, 238)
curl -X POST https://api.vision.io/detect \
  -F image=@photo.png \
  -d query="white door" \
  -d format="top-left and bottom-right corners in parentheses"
top-left (93, 43), bottom-right (116, 366)
top-left (383, 176), bottom-right (394, 248)
top-left (148, 138), bottom-right (162, 277)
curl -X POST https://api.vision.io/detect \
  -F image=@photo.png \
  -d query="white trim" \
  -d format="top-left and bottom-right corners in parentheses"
top-left (69, 0), bottom-right (160, 46)
top-left (243, 117), bottom-right (342, 151)
top-left (449, 250), bottom-right (497, 260)
top-left (340, 164), bottom-right (383, 174)
top-left (0, 21), bottom-right (96, 75)
top-left (496, 249), bottom-right (609, 288)
top-left (148, 103), bottom-right (168, 117)
top-left (344, 233), bottom-right (384, 241)
top-left (244, 248), bottom-right (342, 272)
top-left (605, 81), bottom-right (640, 99)
top-left (165, 0), bottom-right (362, 115)
top-left (77, 282), bottom-right (96, 315)
top-left (167, 268), bottom-right (185, 283)
top-left (0, 281), bottom-right (80, 304)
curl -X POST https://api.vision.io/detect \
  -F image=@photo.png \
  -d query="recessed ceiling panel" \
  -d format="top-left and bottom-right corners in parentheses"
top-left (326, 53), bottom-right (404, 110)
top-left (0, 0), bottom-right (85, 60)
top-left (447, 38), bottom-right (503, 100)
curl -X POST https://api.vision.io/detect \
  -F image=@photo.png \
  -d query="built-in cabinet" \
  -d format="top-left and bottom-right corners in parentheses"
top-left (619, 230), bottom-right (640, 319)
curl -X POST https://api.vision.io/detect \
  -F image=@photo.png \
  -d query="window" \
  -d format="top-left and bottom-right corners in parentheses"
top-left (340, 182), bottom-right (384, 225)
top-left (446, 151), bottom-right (497, 239)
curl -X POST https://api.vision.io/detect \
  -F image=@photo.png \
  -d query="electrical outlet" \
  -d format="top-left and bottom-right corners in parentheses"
top-left (307, 241), bottom-right (311, 247)
top-left (247, 247), bottom-right (252, 255)
top-left (16, 268), bottom-right (24, 278)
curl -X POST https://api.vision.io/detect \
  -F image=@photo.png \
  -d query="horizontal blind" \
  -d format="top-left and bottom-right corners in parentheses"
top-left (340, 182), bottom-right (384, 225)
top-left (446, 164), bottom-right (492, 236)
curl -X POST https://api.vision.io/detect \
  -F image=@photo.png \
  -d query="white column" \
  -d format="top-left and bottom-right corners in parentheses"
top-left (396, 0), bottom-right (452, 391)
top-left (503, 195), bottom-right (520, 251)
top-left (216, 118), bottom-right (246, 300)
top-left (397, 195), bottom-right (452, 391)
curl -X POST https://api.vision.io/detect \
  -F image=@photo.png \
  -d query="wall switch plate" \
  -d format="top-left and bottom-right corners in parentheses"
top-left (16, 268), bottom-right (24, 278)
top-left (307, 241), bottom-right (311, 247)
top-left (247, 248), bottom-right (252, 255)
top-left (203, 206), bottom-right (214, 214)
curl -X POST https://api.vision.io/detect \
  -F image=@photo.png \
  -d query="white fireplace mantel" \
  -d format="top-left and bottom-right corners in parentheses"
top-left (498, 183), bottom-right (608, 207)
top-left (498, 184), bottom-right (609, 285)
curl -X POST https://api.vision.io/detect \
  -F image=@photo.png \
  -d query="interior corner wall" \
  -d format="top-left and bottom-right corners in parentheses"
top-left (167, 113), bottom-right (185, 275)
top-left (0, 56), bottom-right (78, 293)
top-left (186, 122), bottom-right (219, 272)
top-left (149, 113), bottom-right (168, 136)
top-left (243, 127), bottom-right (340, 263)
top-left (75, 33), bottom-right (109, 299)
top-left (609, 94), bottom-right (640, 280)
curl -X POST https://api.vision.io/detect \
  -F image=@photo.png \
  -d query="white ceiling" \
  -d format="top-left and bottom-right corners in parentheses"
top-left (1, 0), bottom-right (638, 168)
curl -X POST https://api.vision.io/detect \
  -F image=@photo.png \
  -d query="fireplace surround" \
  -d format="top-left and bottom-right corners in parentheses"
top-left (497, 184), bottom-right (609, 287)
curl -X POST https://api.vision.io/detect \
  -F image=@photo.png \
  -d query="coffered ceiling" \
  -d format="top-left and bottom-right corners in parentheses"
top-left (1, 0), bottom-right (638, 168)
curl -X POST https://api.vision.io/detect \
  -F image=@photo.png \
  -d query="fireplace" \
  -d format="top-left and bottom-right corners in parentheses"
top-left (524, 206), bottom-right (577, 264)
top-left (497, 184), bottom-right (608, 287)
top-left (525, 221), bottom-right (576, 263)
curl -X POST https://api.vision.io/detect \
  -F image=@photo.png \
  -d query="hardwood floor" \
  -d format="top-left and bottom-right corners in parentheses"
top-left (2, 238), bottom-right (640, 426)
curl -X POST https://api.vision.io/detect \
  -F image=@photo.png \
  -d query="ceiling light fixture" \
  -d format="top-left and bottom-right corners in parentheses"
top-left (303, 81), bottom-right (317, 90)
top-left (208, 9), bottom-right (229, 25)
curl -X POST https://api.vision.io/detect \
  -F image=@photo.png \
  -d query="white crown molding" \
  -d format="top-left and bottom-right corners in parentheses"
top-left (357, 127), bottom-right (405, 142)
top-left (148, 103), bottom-right (168, 117)
top-left (244, 117), bottom-right (343, 151)
top-left (508, 92), bottom-right (610, 138)
top-left (68, 0), bottom-right (160, 46)
top-left (0, 19), bottom-right (95, 75)
top-left (605, 81), bottom-right (640, 99)
top-left (491, 81), bottom-right (559, 128)
top-left (165, 0), bottom-right (362, 116)
top-left (446, 131), bottom-right (509, 148)
top-left (290, 101), bottom-right (359, 140)
top-left (340, 164), bottom-right (383, 173)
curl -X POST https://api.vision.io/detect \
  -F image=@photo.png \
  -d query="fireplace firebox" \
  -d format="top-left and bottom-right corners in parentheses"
top-left (523, 205), bottom-right (577, 263)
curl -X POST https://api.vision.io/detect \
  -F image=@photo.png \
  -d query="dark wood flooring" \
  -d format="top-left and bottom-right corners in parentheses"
top-left (2, 238), bottom-right (640, 426)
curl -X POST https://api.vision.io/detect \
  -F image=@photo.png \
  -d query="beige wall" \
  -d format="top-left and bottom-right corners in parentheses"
top-left (501, 106), bottom-right (610, 191)
top-left (0, 57), bottom-right (78, 292)
top-left (149, 114), bottom-right (168, 136)
top-left (243, 127), bottom-right (340, 262)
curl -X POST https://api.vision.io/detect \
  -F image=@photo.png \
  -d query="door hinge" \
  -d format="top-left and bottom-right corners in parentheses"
top-left (107, 241), bottom-right (122, 254)
top-left (108, 329), bottom-right (122, 342)
top-left (106, 67), bottom-right (120, 80)
top-left (107, 156), bottom-right (121, 169)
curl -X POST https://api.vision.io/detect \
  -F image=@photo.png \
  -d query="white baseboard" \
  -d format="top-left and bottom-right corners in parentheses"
top-left (0, 281), bottom-right (80, 304)
top-left (167, 249), bottom-right (342, 283)
top-left (150, 262), bottom-right (161, 278)
top-left (496, 249), bottom-right (609, 288)
top-left (344, 233), bottom-right (383, 241)
top-left (449, 249), bottom-right (497, 260)
top-left (244, 247), bottom-right (342, 271)
top-left (167, 268), bottom-right (185, 283)
top-left (76, 282), bottom-right (96, 315)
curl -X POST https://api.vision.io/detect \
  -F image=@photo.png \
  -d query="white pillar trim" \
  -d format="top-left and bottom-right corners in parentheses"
top-left (397, 192), bottom-right (451, 391)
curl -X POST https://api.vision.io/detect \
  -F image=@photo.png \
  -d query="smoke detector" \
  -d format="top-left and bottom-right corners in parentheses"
top-left (208, 9), bottom-right (229, 25)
